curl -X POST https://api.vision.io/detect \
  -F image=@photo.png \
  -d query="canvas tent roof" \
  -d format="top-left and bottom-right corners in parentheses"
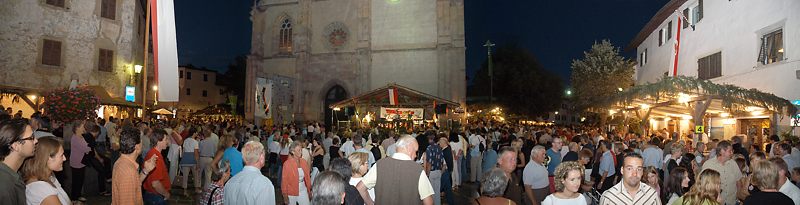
top-left (330, 83), bottom-right (459, 109)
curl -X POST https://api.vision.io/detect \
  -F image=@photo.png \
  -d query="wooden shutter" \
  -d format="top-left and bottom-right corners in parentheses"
top-left (42, 39), bottom-right (61, 66)
top-left (659, 30), bottom-right (664, 46)
top-left (667, 21), bottom-right (673, 39)
top-left (758, 36), bottom-right (767, 64)
top-left (98, 49), bottom-right (114, 72)
top-left (101, 0), bottom-right (116, 20)
top-left (683, 9), bottom-right (690, 29)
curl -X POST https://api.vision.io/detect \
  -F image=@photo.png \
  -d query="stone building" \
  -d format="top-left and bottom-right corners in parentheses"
top-left (0, 0), bottom-right (148, 117)
top-left (165, 66), bottom-right (228, 118)
top-left (245, 0), bottom-right (466, 124)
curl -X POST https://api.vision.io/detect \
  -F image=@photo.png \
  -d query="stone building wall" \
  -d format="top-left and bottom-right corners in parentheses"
top-left (0, 0), bottom-right (144, 99)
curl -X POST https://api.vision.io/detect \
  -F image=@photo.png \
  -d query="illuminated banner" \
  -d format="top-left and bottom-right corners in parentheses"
top-left (380, 107), bottom-right (423, 120)
top-left (254, 78), bottom-right (272, 118)
top-left (125, 86), bottom-right (135, 102)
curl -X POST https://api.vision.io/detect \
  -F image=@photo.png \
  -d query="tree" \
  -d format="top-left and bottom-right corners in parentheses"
top-left (570, 40), bottom-right (636, 112)
top-left (219, 55), bottom-right (247, 115)
top-left (470, 43), bottom-right (564, 117)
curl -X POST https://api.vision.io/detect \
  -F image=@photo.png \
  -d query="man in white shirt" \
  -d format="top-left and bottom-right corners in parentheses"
top-left (777, 143), bottom-right (799, 170)
top-left (523, 145), bottom-right (550, 204)
top-left (468, 131), bottom-right (485, 182)
top-left (340, 136), bottom-right (356, 157)
top-left (771, 158), bottom-right (800, 205)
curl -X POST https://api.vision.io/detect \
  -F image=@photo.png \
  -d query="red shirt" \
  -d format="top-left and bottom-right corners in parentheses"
top-left (143, 148), bottom-right (170, 194)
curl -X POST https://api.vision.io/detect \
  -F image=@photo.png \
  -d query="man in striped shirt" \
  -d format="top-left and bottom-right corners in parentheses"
top-left (599, 152), bottom-right (661, 205)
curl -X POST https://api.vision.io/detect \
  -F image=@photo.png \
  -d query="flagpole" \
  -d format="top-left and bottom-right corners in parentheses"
top-left (142, 0), bottom-right (152, 118)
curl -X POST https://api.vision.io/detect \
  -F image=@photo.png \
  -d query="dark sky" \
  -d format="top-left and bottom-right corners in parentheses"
top-left (174, 0), bottom-right (668, 85)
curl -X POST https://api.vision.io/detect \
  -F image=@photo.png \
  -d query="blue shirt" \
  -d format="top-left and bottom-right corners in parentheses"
top-left (426, 144), bottom-right (444, 171)
top-left (642, 147), bottom-right (663, 170)
top-left (482, 149), bottom-right (498, 174)
top-left (546, 149), bottom-right (562, 175)
top-left (599, 151), bottom-right (616, 177)
top-left (224, 166), bottom-right (276, 205)
top-left (223, 147), bottom-right (244, 176)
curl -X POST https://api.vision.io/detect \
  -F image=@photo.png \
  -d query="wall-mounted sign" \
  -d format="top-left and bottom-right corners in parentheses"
top-left (125, 86), bottom-right (135, 102)
top-left (792, 114), bottom-right (800, 127)
top-left (792, 100), bottom-right (800, 106)
top-left (694, 125), bottom-right (705, 134)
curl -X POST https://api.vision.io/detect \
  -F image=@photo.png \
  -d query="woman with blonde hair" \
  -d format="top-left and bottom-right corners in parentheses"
top-left (22, 136), bottom-right (70, 205)
top-left (347, 152), bottom-right (375, 202)
top-left (672, 169), bottom-right (722, 205)
top-left (282, 141), bottom-right (312, 205)
top-left (742, 160), bottom-right (793, 204)
top-left (542, 161), bottom-right (587, 205)
top-left (641, 166), bottom-right (661, 197)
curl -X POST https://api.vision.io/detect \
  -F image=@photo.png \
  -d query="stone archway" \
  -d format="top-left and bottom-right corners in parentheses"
top-left (323, 85), bottom-right (348, 127)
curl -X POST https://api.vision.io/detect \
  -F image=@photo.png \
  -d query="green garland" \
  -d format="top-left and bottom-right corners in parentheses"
top-left (601, 75), bottom-right (797, 115)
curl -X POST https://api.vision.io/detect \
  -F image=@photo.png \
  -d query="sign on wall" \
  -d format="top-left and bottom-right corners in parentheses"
top-left (255, 78), bottom-right (272, 118)
top-left (380, 107), bottom-right (424, 120)
top-left (125, 86), bottom-right (135, 102)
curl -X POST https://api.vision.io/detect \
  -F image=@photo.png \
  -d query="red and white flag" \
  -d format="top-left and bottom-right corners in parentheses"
top-left (671, 10), bottom-right (687, 77)
top-left (151, 0), bottom-right (180, 102)
top-left (388, 88), bottom-right (399, 105)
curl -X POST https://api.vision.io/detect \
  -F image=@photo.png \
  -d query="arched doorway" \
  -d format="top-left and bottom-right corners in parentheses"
top-left (324, 85), bottom-right (347, 128)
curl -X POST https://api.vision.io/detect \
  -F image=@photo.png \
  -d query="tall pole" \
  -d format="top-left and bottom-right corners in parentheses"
top-left (483, 40), bottom-right (495, 104)
top-left (142, 0), bottom-right (151, 118)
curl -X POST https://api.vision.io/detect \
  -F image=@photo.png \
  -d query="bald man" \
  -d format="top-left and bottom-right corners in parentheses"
top-left (357, 135), bottom-right (435, 205)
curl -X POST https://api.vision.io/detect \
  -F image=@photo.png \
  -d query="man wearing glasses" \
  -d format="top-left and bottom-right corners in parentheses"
top-left (0, 118), bottom-right (38, 204)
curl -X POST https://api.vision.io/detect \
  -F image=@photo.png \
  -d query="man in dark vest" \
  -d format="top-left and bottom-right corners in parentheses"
top-left (356, 135), bottom-right (434, 205)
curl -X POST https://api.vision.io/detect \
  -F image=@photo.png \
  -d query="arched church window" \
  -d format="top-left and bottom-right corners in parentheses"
top-left (279, 18), bottom-right (293, 54)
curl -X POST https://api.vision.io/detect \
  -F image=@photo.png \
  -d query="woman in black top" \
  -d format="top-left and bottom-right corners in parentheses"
top-left (330, 137), bottom-right (342, 160)
top-left (311, 137), bottom-right (325, 172)
top-left (743, 160), bottom-right (794, 205)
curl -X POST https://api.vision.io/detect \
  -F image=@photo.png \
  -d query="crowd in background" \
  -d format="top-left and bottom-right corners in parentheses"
top-left (2, 105), bottom-right (800, 205)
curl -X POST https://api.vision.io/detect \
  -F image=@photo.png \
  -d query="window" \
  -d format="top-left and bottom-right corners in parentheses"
top-left (203, 74), bottom-right (208, 82)
top-left (186, 71), bottom-right (192, 80)
top-left (98, 49), bottom-right (114, 72)
top-left (179, 70), bottom-right (183, 78)
top-left (683, 1), bottom-right (703, 29)
top-left (698, 52), bottom-right (721, 80)
top-left (758, 29), bottom-right (784, 65)
top-left (101, 0), bottom-right (116, 20)
top-left (640, 49), bottom-right (648, 67)
top-left (279, 18), bottom-right (293, 54)
top-left (186, 88), bottom-right (191, 96)
top-left (667, 21), bottom-right (673, 40)
top-left (202, 90), bottom-right (208, 97)
top-left (46, 0), bottom-right (65, 8)
top-left (658, 29), bottom-right (665, 46)
top-left (219, 89), bottom-right (224, 95)
top-left (42, 39), bottom-right (62, 66)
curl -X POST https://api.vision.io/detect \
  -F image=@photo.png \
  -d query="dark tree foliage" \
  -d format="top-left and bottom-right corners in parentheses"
top-left (219, 55), bottom-right (247, 115)
top-left (470, 43), bottom-right (564, 117)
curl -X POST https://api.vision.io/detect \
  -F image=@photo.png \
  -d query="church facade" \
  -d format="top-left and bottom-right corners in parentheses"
top-left (245, 0), bottom-right (466, 124)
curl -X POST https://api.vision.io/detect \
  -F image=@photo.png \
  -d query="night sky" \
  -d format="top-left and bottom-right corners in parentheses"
top-left (174, 0), bottom-right (668, 85)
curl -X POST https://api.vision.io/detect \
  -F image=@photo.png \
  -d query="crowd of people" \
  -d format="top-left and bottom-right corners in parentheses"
top-left (2, 106), bottom-right (800, 205)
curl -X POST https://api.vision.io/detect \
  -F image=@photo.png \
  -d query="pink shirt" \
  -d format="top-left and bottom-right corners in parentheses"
top-left (70, 134), bottom-right (90, 168)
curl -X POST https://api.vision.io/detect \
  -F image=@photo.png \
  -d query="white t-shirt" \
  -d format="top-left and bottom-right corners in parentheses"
top-left (541, 193), bottom-right (587, 205)
top-left (269, 141), bottom-right (281, 154)
top-left (350, 177), bottom-right (376, 202)
top-left (26, 176), bottom-right (70, 205)
top-left (523, 160), bottom-right (549, 189)
top-left (341, 140), bottom-right (356, 157)
top-left (183, 138), bottom-right (199, 152)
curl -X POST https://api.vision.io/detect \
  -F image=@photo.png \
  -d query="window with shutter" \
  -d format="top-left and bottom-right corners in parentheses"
top-left (697, 0), bottom-right (703, 21)
top-left (698, 52), bottom-right (721, 80)
top-left (42, 39), bottom-right (62, 66)
top-left (759, 29), bottom-right (784, 65)
top-left (98, 49), bottom-right (114, 72)
top-left (683, 9), bottom-right (690, 29)
top-left (667, 21), bottom-right (673, 40)
top-left (658, 29), bottom-right (664, 46)
top-left (101, 0), bottom-right (116, 20)
top-left (46, 0), bottom-right (65, 8)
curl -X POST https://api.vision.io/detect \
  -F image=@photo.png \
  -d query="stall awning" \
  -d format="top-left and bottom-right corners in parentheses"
top-left (603, 76), bottom-right (797, 119)
top-left (85, 86), bottom-right (141, 108)
top-left (330, 83), bottom-right (459, 109)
